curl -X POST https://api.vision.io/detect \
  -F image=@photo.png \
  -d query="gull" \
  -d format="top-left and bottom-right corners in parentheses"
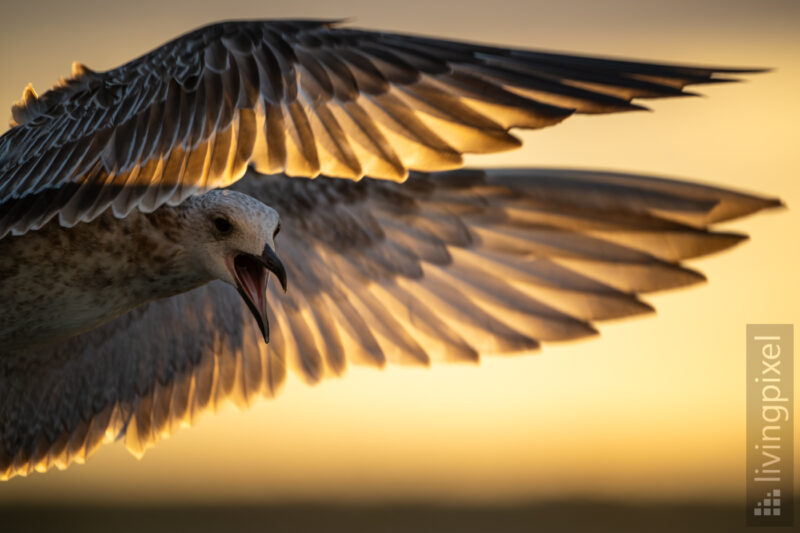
top-left (0, 19), bottom-right (781, 480)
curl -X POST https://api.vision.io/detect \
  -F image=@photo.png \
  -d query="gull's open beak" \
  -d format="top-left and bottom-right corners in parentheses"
top-left (230, 244), bottom-right (287, 343)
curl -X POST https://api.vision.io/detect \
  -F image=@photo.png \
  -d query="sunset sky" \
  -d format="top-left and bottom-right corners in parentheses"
top-left (0, 0), bottom-right (797, 506)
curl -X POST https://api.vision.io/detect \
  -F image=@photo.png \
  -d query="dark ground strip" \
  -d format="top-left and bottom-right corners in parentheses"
top-left (1, 500), bottom-right (798, 533)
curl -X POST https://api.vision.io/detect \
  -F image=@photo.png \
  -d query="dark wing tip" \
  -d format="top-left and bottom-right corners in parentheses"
top-left (685, 67), bottom-right (773, 87)
top-left (714, 67), bottom-right (774, 75)
top-left (324, 18), bottom-right (354, 28)
top-left (765, 197), bottom-right (787, 210)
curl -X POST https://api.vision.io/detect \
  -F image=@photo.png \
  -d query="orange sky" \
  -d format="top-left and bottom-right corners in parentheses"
top-left (0, 0), bottom-right (798, 505)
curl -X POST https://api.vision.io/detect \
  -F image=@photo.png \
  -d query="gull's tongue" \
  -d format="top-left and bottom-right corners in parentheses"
top-left (231, 249), bottom-right (286, 344)
top-left (235, 255), bottom-right (268, 318)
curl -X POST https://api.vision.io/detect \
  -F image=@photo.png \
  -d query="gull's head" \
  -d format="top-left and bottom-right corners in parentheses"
top-left (181, 189), bottom-right (287, 343)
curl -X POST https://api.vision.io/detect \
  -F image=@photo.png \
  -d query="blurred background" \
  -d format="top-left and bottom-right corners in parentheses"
top-left (0, 1), bottom-right (797, 531)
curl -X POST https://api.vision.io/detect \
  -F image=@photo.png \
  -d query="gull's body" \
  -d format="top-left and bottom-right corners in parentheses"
top-left (0, 19), bottom-right (781, 480)
top-left (0, 206), bottom-right (199, 351)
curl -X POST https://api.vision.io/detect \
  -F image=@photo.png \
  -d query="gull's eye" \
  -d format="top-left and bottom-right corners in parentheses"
top-left (213, 216), bottom-right (233, 234)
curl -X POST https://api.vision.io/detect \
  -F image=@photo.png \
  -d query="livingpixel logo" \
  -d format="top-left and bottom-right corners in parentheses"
top-left (746, 325), bottom-right (794, 527)
top-left (752, 489), bottom-right (782, 517)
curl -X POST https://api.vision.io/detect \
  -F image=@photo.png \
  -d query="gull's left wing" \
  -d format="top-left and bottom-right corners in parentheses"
top-left (1, 167), bottom-right (780, 480)
top-left (0, 19), bottom-right (762, 238)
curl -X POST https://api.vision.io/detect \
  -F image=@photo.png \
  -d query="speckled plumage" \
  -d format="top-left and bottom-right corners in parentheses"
top-left (0, 189), bottom-right (280, 352)
top-left (1, 208), bottom-right (195, 351)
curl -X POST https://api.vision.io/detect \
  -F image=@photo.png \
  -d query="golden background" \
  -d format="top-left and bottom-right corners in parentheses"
top-left (0, 0), bottom-right (797, 512)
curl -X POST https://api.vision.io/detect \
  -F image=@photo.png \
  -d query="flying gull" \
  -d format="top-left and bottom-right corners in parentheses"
top-left (0, 20), bottom-right (781, 480)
